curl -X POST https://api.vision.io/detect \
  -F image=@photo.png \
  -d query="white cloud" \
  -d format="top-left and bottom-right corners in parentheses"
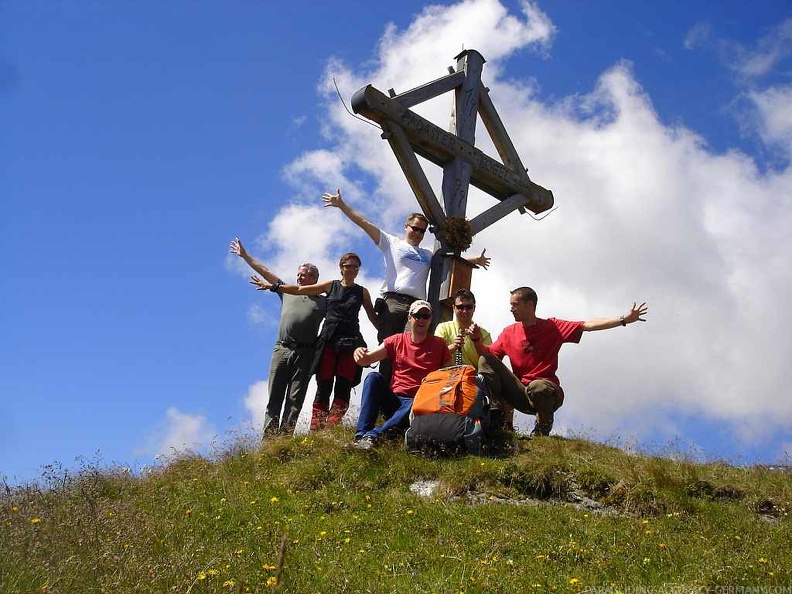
top-left (749, 84), bottom-right (792, 158)
top-left (247, 303), bottom-right (272, 326)
top-left (246, 0), bottom-right (792, 456)
top-left (139, 408), bottom-right (216, 459)
top-left (243, 380), bottom-right (270, 430)
top-left (727, 17), bottom-right (792, 79)
top-left (684, 22), bottom-right (711, 50)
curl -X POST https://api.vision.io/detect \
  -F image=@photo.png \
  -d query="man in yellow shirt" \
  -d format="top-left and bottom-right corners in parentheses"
top-left (434, 289), bottom-right (514, 431)
top-left (434, 289), bottom-right (491, 366)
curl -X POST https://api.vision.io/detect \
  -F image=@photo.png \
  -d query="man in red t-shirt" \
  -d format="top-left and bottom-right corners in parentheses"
top-left (468, 287), bottom-right (648, 436)
top-left (352, 300), bottom-right (462, 449)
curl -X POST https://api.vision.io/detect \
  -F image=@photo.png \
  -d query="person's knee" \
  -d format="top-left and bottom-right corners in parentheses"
top-left (527, 379), bottom-right (562, 411)
top-left (478, 353), bottom-right (498, 374)
top-left (363, 372), bottom-right (385, 388)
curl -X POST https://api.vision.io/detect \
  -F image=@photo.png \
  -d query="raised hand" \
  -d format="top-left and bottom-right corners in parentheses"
top-left (321, 188), bottom-right (344, 209)
top-left (230, 237), bottom-right (247, 258)
top-left (470, 249), bottom-right (491, 270)
top-left (625, 302), bottom-right (649, 324)
top-left (249, 275), bottom-right (272, 291)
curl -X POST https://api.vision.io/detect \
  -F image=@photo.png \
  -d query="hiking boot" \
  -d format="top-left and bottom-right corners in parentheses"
top-left (326, 398), bottom-right (349, 427)
top-left (489, 408), bottom-right (505, 431)
top-left (310, 406), bottom-right (328, 431)
top-left (530, 420), bottom-right (552, 436)
top-left (262, 416), bottom-right (280, 440)
top-left (355, 436), bottom-right (377, 451)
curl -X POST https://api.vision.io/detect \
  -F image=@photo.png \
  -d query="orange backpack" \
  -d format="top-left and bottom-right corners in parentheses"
top-left (407, 361), bottom-right (490, 455)
top-left (411, 364), bottom-right (481, 417)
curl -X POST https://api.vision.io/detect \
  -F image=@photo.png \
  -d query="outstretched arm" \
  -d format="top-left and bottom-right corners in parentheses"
top-left (582, 302), bottom-right (649, 332)
top-left (464, 249), bottom-right (491, 270)
top-left (361, 288), bottom-right (380, 330)
top-left (250, 276), bottom-right (333, 297)
top-left (230, 238), bottom-right (282, 284)
top-left (322, 188), bottom-right (382, 245)
top-left (354, 344), bottom-right (388, 367)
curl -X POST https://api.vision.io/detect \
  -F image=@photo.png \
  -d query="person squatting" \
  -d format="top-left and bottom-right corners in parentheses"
top-left (232, 190), bottom-right (648, 445)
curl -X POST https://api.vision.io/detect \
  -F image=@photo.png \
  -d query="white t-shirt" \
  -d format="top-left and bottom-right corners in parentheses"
top-left (377, 231), bottom-right (433, 300)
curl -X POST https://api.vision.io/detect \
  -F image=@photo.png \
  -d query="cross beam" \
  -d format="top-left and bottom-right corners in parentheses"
top-left (350, 49), bottom-right (554, 320)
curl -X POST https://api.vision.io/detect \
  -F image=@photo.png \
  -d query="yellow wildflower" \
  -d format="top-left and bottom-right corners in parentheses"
top-left (758, 558), bottom-right (768, 564)
top-left (270, 496), bottom-right (279, 504)
top-left (223, 579), bottom-right (235, 588)
top-left (197, 573), bottom-right (207, 581)
top-left (30, 518), bottom-right (41, 524)
top-left (266, 576), bottom-right (278, 587)
top-left (570, 577), bottom-right (580, 584)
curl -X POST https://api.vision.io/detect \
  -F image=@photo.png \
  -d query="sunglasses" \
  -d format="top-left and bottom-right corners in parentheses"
top-left (411, 312), bottom-right (432, 320)
top-left (407, 225), bottom-right (427, 234)
top-left (341, 264), bottom-right (360, 269)
top-left (454, 304), bottom-right (475, 311)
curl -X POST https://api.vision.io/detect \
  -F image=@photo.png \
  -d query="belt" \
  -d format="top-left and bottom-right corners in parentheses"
top-left (276, 340), bottom-right (315, 350)
top-left (383, 292), bottom-right (418, 304)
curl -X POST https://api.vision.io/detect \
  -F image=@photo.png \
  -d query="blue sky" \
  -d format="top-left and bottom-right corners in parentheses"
top-left (2, 0), bottom-right (791, 485)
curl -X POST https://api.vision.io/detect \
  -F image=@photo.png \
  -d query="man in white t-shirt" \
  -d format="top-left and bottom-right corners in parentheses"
top-left (322, 188), bottom-right (490, 383)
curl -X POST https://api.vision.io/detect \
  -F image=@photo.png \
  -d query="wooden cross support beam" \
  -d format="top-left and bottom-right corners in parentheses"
top-left (350, 86), bottom-right (554, 217)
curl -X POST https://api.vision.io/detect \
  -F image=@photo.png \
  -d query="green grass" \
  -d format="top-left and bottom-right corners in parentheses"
top-left (2, 429), bottom-right (790, 593)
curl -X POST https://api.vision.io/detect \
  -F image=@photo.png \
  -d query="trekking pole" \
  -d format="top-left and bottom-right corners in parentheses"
top-left (455, 328), bottom-right (464, 366)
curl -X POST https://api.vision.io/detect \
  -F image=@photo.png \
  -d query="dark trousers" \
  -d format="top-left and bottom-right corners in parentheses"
top-left (477, 354), bottom-right (563, 435)
top-left (375, 293), bottom-right (413, 384)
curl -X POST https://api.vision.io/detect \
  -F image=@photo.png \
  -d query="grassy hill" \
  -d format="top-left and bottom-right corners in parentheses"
top-left (2, 429), bottom-right (790, 593)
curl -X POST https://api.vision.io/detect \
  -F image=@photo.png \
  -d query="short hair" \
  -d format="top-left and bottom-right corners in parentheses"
top-left (453, 288), bottom-right (476, 305)
top-left (339, 252), bottom-right (361, 267)
top-left (510, 286), bottom-right (538, 305)
top-left (299, 262), bottom-right (319, 279)
top-left (404, 212), bottom-right (429, 227)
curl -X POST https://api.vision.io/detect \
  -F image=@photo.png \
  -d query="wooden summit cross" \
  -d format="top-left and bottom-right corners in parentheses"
top-left (351, 49), bottom-right (554, 322)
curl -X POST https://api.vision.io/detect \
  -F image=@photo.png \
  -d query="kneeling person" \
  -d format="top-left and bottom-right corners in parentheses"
top-left (352, 300), bottom-right (458, 449)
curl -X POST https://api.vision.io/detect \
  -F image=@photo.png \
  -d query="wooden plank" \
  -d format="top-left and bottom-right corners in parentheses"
top-left (468, 193), bottom-right (531, 235)
top-left (380, 122), bottom-right (447, 225)
top-left (392, 70), bottom-right (465, 109)
top-left (453, 50), bottom-right (484, 145)
top-left (442, 159), bottom-right (472, 216)
top-left (351, 85), bottom-right (554, 214)
top-left (440, 50), bottom-right (484, 218)
top-left (477, 85), bottom-right (527, 174)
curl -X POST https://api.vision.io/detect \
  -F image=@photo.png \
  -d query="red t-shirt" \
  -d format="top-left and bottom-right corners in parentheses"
top-left (489, 318), bottom-right (584, 389)
top-left (384, 332), bottom-right (450, 397)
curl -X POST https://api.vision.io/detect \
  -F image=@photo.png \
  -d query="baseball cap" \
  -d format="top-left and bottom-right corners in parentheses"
top-left (408, 300), bottom-right (432, 316)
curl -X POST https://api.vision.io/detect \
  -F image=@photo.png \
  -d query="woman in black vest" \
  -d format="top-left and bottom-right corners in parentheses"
top-left (254, 252), bottom-right (378, 429)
